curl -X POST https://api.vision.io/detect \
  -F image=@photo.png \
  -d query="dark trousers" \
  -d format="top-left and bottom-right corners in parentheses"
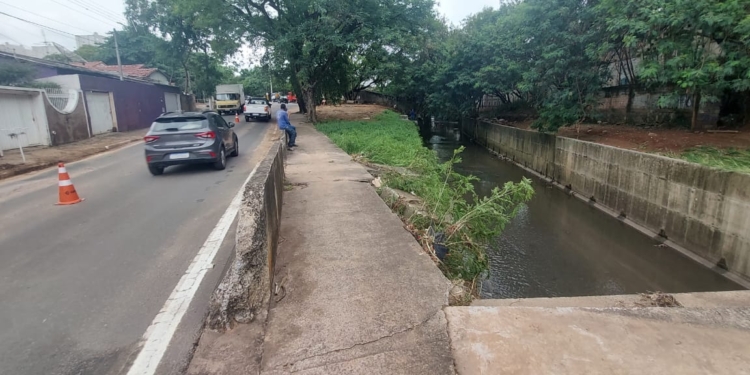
top-left (284, 127), bottom-right (297, 146)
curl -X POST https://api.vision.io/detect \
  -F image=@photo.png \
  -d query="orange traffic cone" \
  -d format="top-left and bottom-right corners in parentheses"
top-left (234, 113), bottom-right (240, 124)
top-left (56, 162), bottom-right (84, 205)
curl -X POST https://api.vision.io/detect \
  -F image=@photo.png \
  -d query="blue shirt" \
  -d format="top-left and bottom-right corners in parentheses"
top-left (277, 110), bottom-right (293, 130)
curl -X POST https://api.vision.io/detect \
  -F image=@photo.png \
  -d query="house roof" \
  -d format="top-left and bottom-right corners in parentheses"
top-left (71, 61), bottom-right (160, 79)
top-left (0, 51), bottom-right (175, 88)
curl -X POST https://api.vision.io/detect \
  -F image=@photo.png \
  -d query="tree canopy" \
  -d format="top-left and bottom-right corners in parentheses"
top-left (114, 0), bottom-right (750, 128)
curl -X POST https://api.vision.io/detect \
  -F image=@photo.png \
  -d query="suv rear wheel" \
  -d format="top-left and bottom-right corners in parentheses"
top-left (148, 165), bottom-right (164, 176)
top-left (214, 147), bottom-right (227, 170)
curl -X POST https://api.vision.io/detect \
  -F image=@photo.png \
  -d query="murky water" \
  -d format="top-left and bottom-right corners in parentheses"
top-left (420, 121), bottom-right (744, 299)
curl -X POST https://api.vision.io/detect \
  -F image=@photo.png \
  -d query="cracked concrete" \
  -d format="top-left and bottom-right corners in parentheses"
top-left (259, 115), bottom-right (454, 375)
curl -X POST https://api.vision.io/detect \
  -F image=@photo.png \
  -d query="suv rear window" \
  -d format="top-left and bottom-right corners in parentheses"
top-left (249, 98), bottom-right (267, 105)
top-left (151, 117), bottom-right (207, 132)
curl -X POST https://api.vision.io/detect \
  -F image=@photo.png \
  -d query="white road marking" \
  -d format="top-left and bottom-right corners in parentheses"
top-left (127, 161), bottom-right (262, 375)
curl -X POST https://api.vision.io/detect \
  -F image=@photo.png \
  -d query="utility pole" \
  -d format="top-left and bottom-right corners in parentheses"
top-left (113, 28), bottom-right (123, 81)
top-left (270, 78), bottom-right (273, 96)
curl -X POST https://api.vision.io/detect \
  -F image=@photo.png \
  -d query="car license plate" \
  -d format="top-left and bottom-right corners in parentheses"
top-left (170, 153), bottom-right (190, 160)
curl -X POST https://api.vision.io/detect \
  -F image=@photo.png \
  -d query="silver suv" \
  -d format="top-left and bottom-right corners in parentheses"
top-left (144, 111), bottom-right (239, 175)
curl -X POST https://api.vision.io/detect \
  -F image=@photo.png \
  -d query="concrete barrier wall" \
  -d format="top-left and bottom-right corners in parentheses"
top-left (464, 118), bottom-right (556, 177)
top-left (207, 140), bottom-right (285, 330)
top-left (463, 119), bottom-right (750, 281)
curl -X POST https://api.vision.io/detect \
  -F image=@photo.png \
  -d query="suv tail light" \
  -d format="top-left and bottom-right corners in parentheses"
top-left (243, 105), bottom-right (246, 112)
top-left (195, 131), bottom-right (216, 139)
top-left (265, 106), bottom-right (269, 112)
top-left (144, 135), bottom-right (160, 143)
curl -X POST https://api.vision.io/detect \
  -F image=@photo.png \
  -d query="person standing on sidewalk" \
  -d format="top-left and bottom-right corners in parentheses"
top-left (277, 103), bottom-right (297, 149)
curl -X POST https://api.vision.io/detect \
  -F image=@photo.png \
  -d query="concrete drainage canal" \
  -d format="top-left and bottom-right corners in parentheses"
top-left (419, 119), bottom-right (745, 299)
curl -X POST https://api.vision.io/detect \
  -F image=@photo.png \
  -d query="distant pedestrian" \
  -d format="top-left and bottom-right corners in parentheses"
top-left (277, 103), bottom-right (297, 149)
top-left (409, 109), bottom-right (416, 120)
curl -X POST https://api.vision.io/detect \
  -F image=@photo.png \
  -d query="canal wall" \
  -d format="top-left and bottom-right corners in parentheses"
top-left (462, 119), bottom-right (750, 282)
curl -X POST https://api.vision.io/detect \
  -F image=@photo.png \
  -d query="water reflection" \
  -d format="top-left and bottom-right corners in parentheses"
top-left (422, 120), bottom-right (743, 299)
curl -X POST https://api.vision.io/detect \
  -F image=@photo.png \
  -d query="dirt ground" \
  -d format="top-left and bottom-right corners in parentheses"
top-left (0, 130), bottom-right (147, 180)
top-left (316, 104), bottom-right (391, 122)
top-left (558, 124), bottom-right (750, 153)
top-left (509, 120), bottom-right (750, 153)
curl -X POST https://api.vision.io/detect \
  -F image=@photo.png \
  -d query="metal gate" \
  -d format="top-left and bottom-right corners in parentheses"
top-left (0, 92), bottom-right (47, 151)
top-left (86, 91), bottom-right (114, 135)
top-left (164, 92), bottom-right (181, 112)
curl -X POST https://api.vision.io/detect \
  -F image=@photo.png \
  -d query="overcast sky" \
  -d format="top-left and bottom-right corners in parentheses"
top-left (0, 0), bottom-right (496, 51)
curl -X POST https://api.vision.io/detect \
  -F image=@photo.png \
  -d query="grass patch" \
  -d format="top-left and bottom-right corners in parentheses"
top-left (674, 146), bottom-right (750, 174)
top-left (318, 111), bottom-right (534, 285)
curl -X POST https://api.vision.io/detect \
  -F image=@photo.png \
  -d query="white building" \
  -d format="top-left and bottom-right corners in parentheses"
top-left (75, 33), bottom-right (107, 49)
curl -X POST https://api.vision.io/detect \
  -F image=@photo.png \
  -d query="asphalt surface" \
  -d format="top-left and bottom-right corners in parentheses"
top-left (0, 112), bottom-right (278, 375)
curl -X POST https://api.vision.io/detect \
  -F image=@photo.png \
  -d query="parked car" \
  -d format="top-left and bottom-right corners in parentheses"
top-left (280, 95), bottom-right (289, 104)
top-left (243, 97), bottom-right (272, 122)
top-left (143, 111), bottom-right (239, 175)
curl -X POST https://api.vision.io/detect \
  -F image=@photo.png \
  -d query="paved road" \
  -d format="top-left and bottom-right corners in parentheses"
top-left (0, 112), bottom-right (280, 375)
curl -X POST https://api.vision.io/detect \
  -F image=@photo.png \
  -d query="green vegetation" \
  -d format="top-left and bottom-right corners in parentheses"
top-left (103, 0), bottom-right (750, 130)
top-left (383, 0), bottom-right (750, 131)
top-left (125, 0), bottom-right (437, 121)
top-left (674, 147), bottom-right (750, 174)
top-left (0, 60), bottom-right (59, 88)
top-left (318, 111), bottom-right (534, 283)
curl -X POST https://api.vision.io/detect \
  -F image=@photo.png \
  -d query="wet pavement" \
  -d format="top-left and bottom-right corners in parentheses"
top-left (421, 121), bottom-right (744, 299)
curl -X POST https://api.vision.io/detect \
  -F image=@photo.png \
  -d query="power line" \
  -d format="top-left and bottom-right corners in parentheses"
top-left (0, 11), bottom-right (77, 39)
top-left (69, 0), bottom-right (127, 24)
top-left (0, 1), bottom-right (94, 34)
top-left (75, 0), bottom-right (127, 22)
top-left (75, 0), bottom-right (126, 21)
top-left (48, 0), bottom-right (120, 28)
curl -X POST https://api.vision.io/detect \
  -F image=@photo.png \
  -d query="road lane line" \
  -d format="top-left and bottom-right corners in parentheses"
top-left (126, 161), bottom-right (262, 375)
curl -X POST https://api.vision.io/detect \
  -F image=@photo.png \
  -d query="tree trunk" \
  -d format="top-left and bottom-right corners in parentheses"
top-left (182, 62), bottom-right (191, 94)
top-left (289, 71), bottom-right (307, 114)
top-left (691, 90), bottom-right (702, 131)
top-left (625, 84), bottom-right (635, 124)
top-left (303, 87), bottom-right (317, 123)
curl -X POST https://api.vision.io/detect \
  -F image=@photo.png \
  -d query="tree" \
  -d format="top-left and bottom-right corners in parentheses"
top-left (125, 0), bottom-right (240, 93)
top-left (237, 66), bottom-right (273, 96)
top-left (600, 0), bottom-right (750, 130)
top-left (74, 44), bottom-right (102, 61)
top-left (211, 0), bottom-right (438, 122)
top-left (0, 60), bottom-right (60, 88)
top-left (0, 60), bottom-right (36, 86)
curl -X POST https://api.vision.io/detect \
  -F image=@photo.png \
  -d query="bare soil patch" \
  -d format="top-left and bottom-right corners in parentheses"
top-left (510, 120), bottom-right (750, 154)
top-left (316, 104), bottom-right (391, 122)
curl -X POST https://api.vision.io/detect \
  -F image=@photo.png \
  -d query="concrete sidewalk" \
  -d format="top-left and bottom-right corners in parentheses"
top-left (188, 114), bottom-right (455, 374)
top-left (259, 114), bottom-right (454, 374)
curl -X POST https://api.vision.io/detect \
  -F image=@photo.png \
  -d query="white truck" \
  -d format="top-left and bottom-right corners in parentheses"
top-left (215, 84), bottom-right (245, 115)
top-left (243, 97), bottom-right (272, 122)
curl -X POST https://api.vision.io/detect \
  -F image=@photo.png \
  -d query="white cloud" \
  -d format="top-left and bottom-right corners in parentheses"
top-left (437, 0), bottom-right (497, 25)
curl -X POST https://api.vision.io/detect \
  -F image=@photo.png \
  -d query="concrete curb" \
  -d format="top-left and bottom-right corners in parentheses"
top-left (206, 138), bottom-right (286, 331)
top-left (103, 137), bottom-right (142, 151)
